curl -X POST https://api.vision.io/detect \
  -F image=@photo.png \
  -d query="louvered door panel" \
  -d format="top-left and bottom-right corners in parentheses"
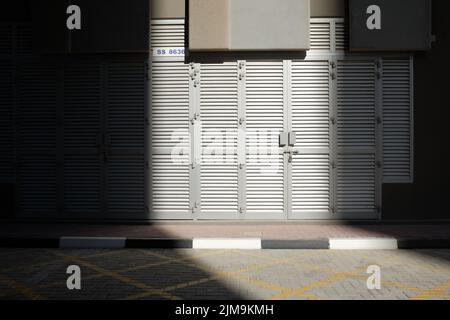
top-left (107, 155), bottom-right (145, 217)
top-left (246, 153), bottom-right (284, 214)
top-left (64, 62), bottom-right (101, 152)
top-left (292, 61), bottom-right (330, 149)
top-left (18, 62), bottom-right (58, 152)
top-left (63, 61), bottom-right (102, 216)
top-left (64, 154), bottom-right (101, 215)
top-left (18, 156), bottom-right (57, 216)
top-left (336, 60), bottom-right (378, 216)
top-left (201, 155), bottom-right (238, 215)
top-left (200, 63), bottom-right (239, 215)
top-left (292, 154), bottom-right (330, 213)
top-left (150, 20), bottom-right (185, 48)
top-left (337, 60), bottom-right (376, 149)
top-left (151, 62), bottom-right (190, 152)
top-left (200, 63), bottom-right (238, 152)
top-left (337, 154), bottom-right (377, 214)
top-left (151, 154), bottom-right (190, 215)
top-left (245, 62), bottom-right (284, 215)
top-left (310, 21), bottom-right (331, 52)
top-left (0, 24), bottom-right (12, 55)
top-left (382, 58), bottom-right (412, 182)
top-left (17, 61), bottom-right (58, 217)
top-left (105, 61), bottom-right (147, 219)
top-left (291, 61), bottom-right (331, 215)
top-left (335, 21), bottom-right (349, 52)
top-left (107, 61), bottom-right (146, 152)
top-left (246, 62), bottom-right (284, 151)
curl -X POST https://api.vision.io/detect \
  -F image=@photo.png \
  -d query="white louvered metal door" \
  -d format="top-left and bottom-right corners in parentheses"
top-left (150, 61), bottom-right (191, 219)
top-left (245, 61), bottom-right (286, 219)
top-left (199, 62), bottom-right (240, 219)
top-left (289, 60), bottom-right (332, 219)
top-left (334, 59), bottom-right (381, 218)
top-left (150, 20), bottom-right (192, 219)
top-left (148, 19), bottom-right (412, 221)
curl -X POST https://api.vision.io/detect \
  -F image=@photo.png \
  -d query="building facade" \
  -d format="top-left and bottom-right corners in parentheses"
top-left (0, 0), bottom-right (448, 221)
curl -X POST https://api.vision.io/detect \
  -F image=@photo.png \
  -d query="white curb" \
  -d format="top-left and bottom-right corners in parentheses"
top-left (193, 238), bottom-right (262, 250)
top-left (329, 238), bottom-right (398, 250)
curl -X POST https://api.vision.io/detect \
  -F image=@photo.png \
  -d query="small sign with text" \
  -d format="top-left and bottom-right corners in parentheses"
top-left (153, 47), bottom-right (186, 58)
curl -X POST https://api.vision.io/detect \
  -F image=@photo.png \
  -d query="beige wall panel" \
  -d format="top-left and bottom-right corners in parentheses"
top-left (189, 0), bottom-right (229, 51)
top-left (230, 0), bottom-right (310, 51)
top-left (311, 0), bottom-right (346, 17)
top-left (152, 0), bottom-right (185, 19)
top-left (188, 0), bottom-right (344, 51)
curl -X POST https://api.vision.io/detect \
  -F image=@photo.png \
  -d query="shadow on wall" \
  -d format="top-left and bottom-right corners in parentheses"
top-left (383, 0), bottom-right (450, 220)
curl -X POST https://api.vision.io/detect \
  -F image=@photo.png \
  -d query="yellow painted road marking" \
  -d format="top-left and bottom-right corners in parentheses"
top-left (123, 250), bottom-right (322, 300)
top-left (284, 256), bottom-right (427, 296)
top-left (48, 250), bottom-right (180, 300)
top-left (31, 249), bottom-right (226, 292)
top-left (265, 265), bottom-right (369, 300)
top-left (2, 248), bottom-right (449, 300)
top-left (123, 251), bottom-right (301, 300)
top-left (410, 280), bottom-right (450, 300)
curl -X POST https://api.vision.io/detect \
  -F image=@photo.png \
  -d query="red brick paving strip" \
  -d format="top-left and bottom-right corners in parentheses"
top-left (0, 223), bottom-right (449, 240)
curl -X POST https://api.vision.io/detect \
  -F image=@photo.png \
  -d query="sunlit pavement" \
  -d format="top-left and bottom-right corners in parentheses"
top-left (0, 249), bottom-right (449, 300)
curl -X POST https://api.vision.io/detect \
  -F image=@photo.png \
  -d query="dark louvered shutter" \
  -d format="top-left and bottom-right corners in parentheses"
top-left (63, 61), bottom-right (102, 218)
top-left (382, 58), bottom-right (413, 183)
top-left (0, 58), bottom-right (13, 180)
top-left (17, 61), bottom-right (58, 217)
top-left (0, 24), bottom-right (13, 55)
top-left (62, 58), bottom-right (148, 220)
top-left (0, 24), bottom-right (14, 216)
top-left (105, 60), bottom-right (147, 219)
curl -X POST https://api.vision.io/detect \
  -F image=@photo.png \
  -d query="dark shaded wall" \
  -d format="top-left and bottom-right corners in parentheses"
top-left (383, 0), bottom-right (450, 220)
top-left (1, 1), bottom-right (150, 221)
top-left (0, 1), bottom-right (31, 218)
top-left (1, 1), bottom-right (31, 21)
